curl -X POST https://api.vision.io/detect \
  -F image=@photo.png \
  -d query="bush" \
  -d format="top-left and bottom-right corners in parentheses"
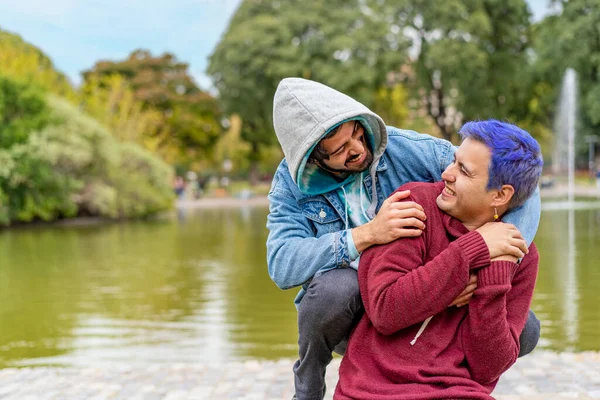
top-left (42, 95), bottom-right (175, 220)
top-left (0, 76), bottom-right (174, 225)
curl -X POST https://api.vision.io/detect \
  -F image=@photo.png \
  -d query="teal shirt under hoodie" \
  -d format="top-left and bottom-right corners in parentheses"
top-left (266, 78), bottom-right (541, 306)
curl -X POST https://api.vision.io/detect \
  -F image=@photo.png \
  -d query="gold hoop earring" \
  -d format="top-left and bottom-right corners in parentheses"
top-left (494, 207), bottom-right (499, 221)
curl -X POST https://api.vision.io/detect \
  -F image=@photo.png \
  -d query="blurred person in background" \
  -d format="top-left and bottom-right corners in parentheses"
top-left (173, 176), bottom-right (186, 199)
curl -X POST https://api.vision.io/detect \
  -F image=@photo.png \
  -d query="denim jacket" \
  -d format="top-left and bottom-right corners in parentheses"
top-left (266, 127), bottom-right (542, 305)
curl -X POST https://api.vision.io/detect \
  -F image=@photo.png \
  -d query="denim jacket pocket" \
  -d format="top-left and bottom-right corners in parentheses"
top-left (300, 199), bottom-right (344, 233)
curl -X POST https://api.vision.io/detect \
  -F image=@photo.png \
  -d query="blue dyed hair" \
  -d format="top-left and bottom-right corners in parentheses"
top-left (459, 120), bottom-right (543, 208)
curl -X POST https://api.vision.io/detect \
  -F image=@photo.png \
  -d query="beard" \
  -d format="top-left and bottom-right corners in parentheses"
top-left (316, 148), bottom-right (374, 181)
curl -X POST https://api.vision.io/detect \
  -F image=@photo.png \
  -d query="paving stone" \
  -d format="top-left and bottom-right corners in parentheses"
top-left (0, 351), bottom-right (599, 399)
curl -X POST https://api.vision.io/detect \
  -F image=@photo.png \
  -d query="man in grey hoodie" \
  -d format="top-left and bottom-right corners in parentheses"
top-left (266, 78), bottom-right (541, 400)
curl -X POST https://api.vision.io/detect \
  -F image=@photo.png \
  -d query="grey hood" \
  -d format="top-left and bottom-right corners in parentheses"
top-left (273, 78), bottom-right (388, 199)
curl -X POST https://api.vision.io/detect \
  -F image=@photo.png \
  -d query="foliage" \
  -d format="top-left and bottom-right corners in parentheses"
top-left (0, 28), bottom-right (76, 100)
top-left (391, 0), bottom-right (532, 141)
top-left (44, 96), bottom-right (175, 220)
top-left (208, 0), bottom-right (407, 180)
top-left (82, 50), bottom-right (222, 165)
top-left (0, 76), bottom-right (53, 148)
top-left (209, 114), bottom-right (251, 176)
top-left (531, 0), bottom-right (600, 143)
top-left (0, 76), bottom-right (174, 225)
top-left (373, 84), bottom-right (410, 128)
top-left (79, 73), bottom-right (169, 153)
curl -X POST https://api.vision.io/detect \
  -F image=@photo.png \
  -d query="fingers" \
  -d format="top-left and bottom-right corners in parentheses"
top-left (456, 298), bottom-right (472, 308)
top-left (388, 207), bottom-right (427, 220)
top-left (386, 190), bottom-right (411, 204)
top-left (389, 201), bottom-right (425, 213)
top-left (491, 255), bottom-right (519, 262)
top-left (450, 292), bottom-right (474, 307)
top-left (457, 281), bottom-right (477, 299)
top-left (450, 289), bottom-right (470, 306)
top-left (449, 274), bottom-right (478, 307)
top-left (390, 217), bottom-right (426, 230)
top-left (507, 226), bottom-right (525, 242)
top-left (513, 238), bottom-right (529, 254)
top-left (504, 237), bottom-right (527, 257)
top-left (505, 242), bottom-right (525, 259)
top-left (468, 273), bottom-right (478, 285)
top-left (392, 228), bottom-right (423, 239)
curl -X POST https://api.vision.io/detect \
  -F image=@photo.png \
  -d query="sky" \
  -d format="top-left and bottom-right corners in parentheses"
top-left (0, 0), bottom-right (552, 91)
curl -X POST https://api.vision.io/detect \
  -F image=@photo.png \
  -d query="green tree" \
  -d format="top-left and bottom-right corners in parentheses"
top-left (79, 74), bottom-right (169, 153)
top-left (0, 78), bottom-right (79, 224)
top-left (392, 0), bottom-right (532, 141)
top-left (208, 0), bottom-right (407, 182)
top-left (0, 28), bottom-right (76, 100)
top-left (0, 76), bottom-right (174, 226)
top-left (373, 84), bottom-right (410, 128)
top-left (531, 1), bottom-right (600, 145)
top-left (83, 50), bottom-right (222, 165)
top-left (42, 96), bottom-right (175, 220)
top-left (0, 76), bottom-right (53, 148)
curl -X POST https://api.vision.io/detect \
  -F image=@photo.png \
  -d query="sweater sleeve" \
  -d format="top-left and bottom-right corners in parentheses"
top-left (359, 229), bottom-right (490, 336)
top-left (459, 246), bottom-right (539, 385)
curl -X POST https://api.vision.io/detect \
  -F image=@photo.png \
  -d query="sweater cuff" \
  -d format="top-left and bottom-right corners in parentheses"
top-left (454, 231), bottom-right (490, 270)
top-left (478, 261), bottom-right (514, 287)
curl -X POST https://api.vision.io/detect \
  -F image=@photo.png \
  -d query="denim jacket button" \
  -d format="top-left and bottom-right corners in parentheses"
top-left (319, 210), bottom-right (326, 219)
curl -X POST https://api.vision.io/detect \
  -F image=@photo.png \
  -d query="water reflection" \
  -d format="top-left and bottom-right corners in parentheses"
top-left (0, 206), bottom-right (598, 367)
top-left (564, 208), bottom-right (578, 347)
top-left (532, 207), bottom-right (600, 351)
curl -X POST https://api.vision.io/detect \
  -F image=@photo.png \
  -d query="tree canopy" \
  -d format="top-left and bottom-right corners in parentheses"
top-left (388, 0), bottom-right (532, 140)
top-left (208, 0), bottom-right (408, 178)
top-left (83, 50), bottom-right (222, 165)
top-left (532, 0), bottom-right (600, 142)
top-left (0, 28), bottom-right (76, 100)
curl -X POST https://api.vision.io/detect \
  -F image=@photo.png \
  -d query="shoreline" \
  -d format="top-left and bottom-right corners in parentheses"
top-left (173, 183), bottom-right (600, 210)
top-left (175, 195), bottom-right (270, 209)
top-left (1, 185), bottom-right (599, 230)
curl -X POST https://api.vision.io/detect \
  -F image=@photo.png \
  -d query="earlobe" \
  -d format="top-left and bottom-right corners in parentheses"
top-left (492, 185), bottom-right (515, 208)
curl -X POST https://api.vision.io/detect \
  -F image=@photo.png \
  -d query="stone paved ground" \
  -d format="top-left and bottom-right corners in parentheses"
top-left (1, 351), bottom-right (599, 399)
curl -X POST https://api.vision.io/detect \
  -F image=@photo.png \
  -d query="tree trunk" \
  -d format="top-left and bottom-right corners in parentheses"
top-left (427, 87), bottom-right (453, 142)
top-left (248, 141), bottom-right (260, 186)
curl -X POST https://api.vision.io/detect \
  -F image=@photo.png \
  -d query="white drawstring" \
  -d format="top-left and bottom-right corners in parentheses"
top-left (341, 185), bottom-right (349, 229)
top-left (359, 172), bottom-right (370, 221)
top-left (410, 316), bottom-right (433, 346)
top-left (366, 165), bottom-right (378, 219)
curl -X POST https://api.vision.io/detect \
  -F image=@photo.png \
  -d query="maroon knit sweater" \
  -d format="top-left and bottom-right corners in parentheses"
top-left (335, 182), bottom-right (539, 400)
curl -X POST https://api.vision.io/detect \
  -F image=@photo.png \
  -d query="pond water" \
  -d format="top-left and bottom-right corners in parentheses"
top-left (1, 204), bottom-right (599, 368)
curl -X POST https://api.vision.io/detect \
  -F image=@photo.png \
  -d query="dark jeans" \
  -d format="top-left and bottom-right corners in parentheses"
top-left (293, 268), bottom-right (541, 400)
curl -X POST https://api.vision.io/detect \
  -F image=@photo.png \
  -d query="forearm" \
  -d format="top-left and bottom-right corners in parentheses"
top-left (461, 261), bottom-right (533, 384)
top-left (351, 223), bottom-right (375, 253)
top-left (267, 229), bottom-right (350, 289)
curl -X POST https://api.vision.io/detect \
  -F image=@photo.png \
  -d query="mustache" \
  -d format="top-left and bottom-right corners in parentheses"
top-left (347, 153), bottom-right (362, 162)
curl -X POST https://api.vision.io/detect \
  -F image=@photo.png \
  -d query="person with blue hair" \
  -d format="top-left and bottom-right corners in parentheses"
top-left (267, 78), bottom-right (542, 400)
top-left (335, 120), bottom-right (543, 400)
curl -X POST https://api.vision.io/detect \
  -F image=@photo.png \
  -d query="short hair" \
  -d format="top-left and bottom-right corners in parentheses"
top-left (459, 120), bottom-right (543, 208)
top-left (308, 125), bottom-right (342, 163)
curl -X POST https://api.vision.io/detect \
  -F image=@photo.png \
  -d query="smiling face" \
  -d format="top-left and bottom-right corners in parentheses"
top-left (316, 120), bottom-right (373, 174)
top-left (436, 137), bottom-right (499, 228)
